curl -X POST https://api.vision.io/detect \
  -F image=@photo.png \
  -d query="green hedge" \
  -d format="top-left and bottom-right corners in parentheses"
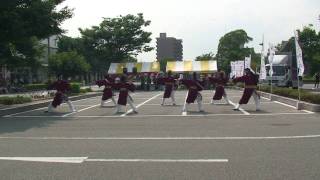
top-left (24, 84), bottom-right (48, 91)
top-left (70, 83), bottom-right (81, 94)
top-left (259, 85), bottom-right (320, 104)
top-left (0, 96), bottom-right (32, 105)
top-left (80, 88), bottom-right (92, 93)
top-left (24, 83), bottom-right (89, 94)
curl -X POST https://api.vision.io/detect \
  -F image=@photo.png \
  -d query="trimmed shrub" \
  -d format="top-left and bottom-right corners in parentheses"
top-left (79, 88), bottom-right (92, 94)
top-left (24, 84), bottom-right (48, 91)
top-left (70, 83), bottom-right (81, 94)
top-left (258, 85), bottom-right (320, 104)
top-left (0, 96), bottom-right (32, 105)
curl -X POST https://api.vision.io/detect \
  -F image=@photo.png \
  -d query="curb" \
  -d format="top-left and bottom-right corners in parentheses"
top-left (258, 91), bottom-right (320, 112)
top-left (227, 86), bottom-right (320, 112)
top-left (0, 92), bottom-right (102, 117)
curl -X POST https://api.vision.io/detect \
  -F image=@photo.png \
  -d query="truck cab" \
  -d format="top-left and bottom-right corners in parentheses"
top-left (266, 55), bottom-right (291, 87)
top-left (265, 53), bottom-right (301, 88)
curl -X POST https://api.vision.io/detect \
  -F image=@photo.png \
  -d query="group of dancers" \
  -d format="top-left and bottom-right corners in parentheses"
top-left (46, 68), bottom-right (261, 113)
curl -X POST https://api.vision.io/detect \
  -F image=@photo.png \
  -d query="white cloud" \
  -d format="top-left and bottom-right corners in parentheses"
top-left (59, 0), bottom-right (320, 62)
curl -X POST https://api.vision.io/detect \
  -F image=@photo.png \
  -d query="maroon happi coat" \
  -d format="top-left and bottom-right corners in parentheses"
top-left (233, 74), bottom-right (258, 104)
top-left (96, 77), bottom-right (115, 101)
top-left (51, 80), bottom-right (71, 108)
top-left (158, 77), bottom-right (177, 98)
top-left (208, 77), bottom-right (227, 100)
top-left (181, 79), bottom-right (203, 104)
top-left (114, 82), bottom-right (135, 105)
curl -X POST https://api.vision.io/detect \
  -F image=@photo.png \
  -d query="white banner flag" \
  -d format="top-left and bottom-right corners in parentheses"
top-left (244, 55), bottom-right (251, 69)
top-left (230, 62), bottom-right (236, 78)
top-left (230, 59), bottom-right (251, 78)
top-left (268, 43), bottom-right (275, 77)
top-left (235, 60), bottom-right (244, 77)
top-left (294, 31), bottom-right (304, 77)
top-left (260, 41), bottom-right (266, 80)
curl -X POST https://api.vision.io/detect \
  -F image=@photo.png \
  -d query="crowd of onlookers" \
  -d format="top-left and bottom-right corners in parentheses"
top-left (136, 73), bottom-right (214, 91)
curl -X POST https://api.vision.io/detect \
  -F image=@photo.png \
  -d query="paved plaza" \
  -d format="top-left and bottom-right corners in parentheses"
top-left (0, 89), bottom-right (319, 180)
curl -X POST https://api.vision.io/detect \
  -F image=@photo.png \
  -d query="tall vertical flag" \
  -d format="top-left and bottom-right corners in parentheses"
top-left (268, 43), bottom-right (275, 77)
top-left (244, 55), bottom-right (251, 69)
top-left (260, 36), bottom-right (266, 80)
top-left (294, 31), bottom-right (304, 76)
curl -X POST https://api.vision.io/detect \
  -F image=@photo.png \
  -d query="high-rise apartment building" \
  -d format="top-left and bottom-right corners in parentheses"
top-left (156, 33), bottom-right (183, 61)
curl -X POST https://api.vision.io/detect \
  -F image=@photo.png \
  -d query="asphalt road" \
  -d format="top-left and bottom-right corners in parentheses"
top-left (0, 89), bottom-right (319, 180)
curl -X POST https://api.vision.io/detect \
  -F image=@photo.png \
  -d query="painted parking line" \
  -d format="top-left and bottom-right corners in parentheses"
top-left (2, 96), bottom-right (101, 117)
top-left (144, 102), bottom-right (275, 106)
top-left (228, 100), bottom-right (250, 115)
top-left (1, 134), bottom-right (320, 140)
top-left (0, 157), bottom-right (228, 164)
top-left (62, 103), bottom-right (103, 117)
top-left (5, 112), bottom-right (312, 118)
top-left (272, 101), bottom-right (314, 114)
top-left (85, 159), bottom-right (229, 163)
top-left (121, 93), bottom-right (163, 117)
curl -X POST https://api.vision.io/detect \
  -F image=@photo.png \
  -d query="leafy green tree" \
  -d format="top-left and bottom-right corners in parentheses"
top-left (58, 36), bottom-right (84, 53)
top-left (79, 13), bottom-right (153, 73)
top-left (0, 0), bottom-right (73, 69)
top-left (49, 51), bottom-right (90, 79)
top-left (277, 25), bottom-right (320, 75)
top-left (216, 29), bottom-right (253, 71)
top-left (195, 52), bottom-right (215, 61)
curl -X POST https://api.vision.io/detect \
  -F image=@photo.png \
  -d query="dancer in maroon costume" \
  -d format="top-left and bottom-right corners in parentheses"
top-left (46, 77), bottom-right (76, 112)
top-left (180, 72), bottom-right (204, 112)
top-left (208, 70), bottom-right (230, 104)
top-left (157, 70), bottom-right (177, 105)
top-left (113, 75), bottom-right (137, 114)
top-left (96, 74), bottom-right (116, 107)
top-left (232, 68), bottom-right (261, 111)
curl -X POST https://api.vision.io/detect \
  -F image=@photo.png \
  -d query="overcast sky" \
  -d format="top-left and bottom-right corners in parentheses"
top-left (59, 0), bottom-right (320, 62)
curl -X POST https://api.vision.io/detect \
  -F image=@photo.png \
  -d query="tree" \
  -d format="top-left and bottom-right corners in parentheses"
top-left (58, 36), bottom-right (84, 53)
top-left (48, 51), bottom-right (90, 79)
top-left (0, 0), bottom-right (73, 69)
top-left (216, 29), bottom-right (253, 72)
top-left (79, 13), bottom-right (153, 73)
top-left (195, 52), bottom-right (215, 61)
top-left (277, 25), bottom-right (320, 75)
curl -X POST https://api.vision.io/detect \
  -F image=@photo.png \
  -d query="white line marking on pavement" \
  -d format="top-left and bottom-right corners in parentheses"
top-left (302, 110), bottom-right (314, 114)
top-left (228, 100), bottom-right (250, 115)
top-left (273, 101), bottom-right (314, 114)
top-left (4, 112), bottom-right (313, 118)
top-left (62, 103), bottom-right (103, 117)
top-left (273, 101), bottom-right (297, 109)
top-left (0, 157), bottom-right (88, 163)
top-left (0, 157), bottom-right (228, 163)
top-left (261, 97), bottom-right (271, 101)
top-left (144, 102), bottom-right (274, 106)
top-left (1, 135), bottom-right (320, 140)
top-left (85, 159), bottom-right (228, 163)
top-left (3, 107), bottom-right (48, 117)
top-left (3, 96), bottom-right (100, 117)
top-left (121, 93), bottom-right (162, 117)
top-left (262, 97), bottom-right (315, 114)
top-left (181, 91), bottom-right (189, 116)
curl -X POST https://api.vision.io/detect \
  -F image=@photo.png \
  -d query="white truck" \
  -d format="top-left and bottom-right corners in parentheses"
top-left (265, 52), bottom-right (301, 88)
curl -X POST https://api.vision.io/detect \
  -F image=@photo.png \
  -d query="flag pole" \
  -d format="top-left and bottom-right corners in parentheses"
top-left (294, 30), bottom-right (302, 108)
top-left (270, 45), bottom-right (273, 100)
top-left (259, 35), bottom-right (264, 91)
top-left (295, 59), bottom-right (301, 110)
